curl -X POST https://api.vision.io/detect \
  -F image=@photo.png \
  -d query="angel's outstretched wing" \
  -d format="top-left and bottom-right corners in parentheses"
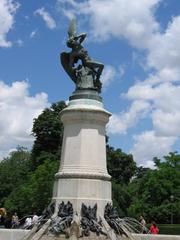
top-left (60, 52), bottom-right (77, 83)
top-left (68, 18), bottom-right (77, 37)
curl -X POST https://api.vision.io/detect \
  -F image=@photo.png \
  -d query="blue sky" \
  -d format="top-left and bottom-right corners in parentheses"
top-left (0, 0), bottom-right (180, 167)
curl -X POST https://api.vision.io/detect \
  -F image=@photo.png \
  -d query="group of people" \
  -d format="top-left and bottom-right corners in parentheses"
top-left (11, 212), bottom-right (39, 229)
top-left (140, 215), bottom-right (159, 234)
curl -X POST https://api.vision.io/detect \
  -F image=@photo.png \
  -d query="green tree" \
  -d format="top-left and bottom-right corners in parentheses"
top-left (135, 166), bottom-right (151, 179)
top-left (107, 146), bottom-right (137, 184)
top-left (0, 147), bottom-right (31, 206)
top-left (112, 182), bottom-right (132, 217)
top-left (4, 152), bottom-right (59, 216)
top-left (127, 152), bottom-right (180, 223)
top-left (31, 101), bottom-right (66, 168)
top-left (106, 145), bottom-right (137, 216)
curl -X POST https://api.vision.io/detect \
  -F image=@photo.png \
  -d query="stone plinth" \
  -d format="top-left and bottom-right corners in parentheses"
top-left (1, 229), bottom-right (180, 240)
top-left (53, 95), bottom-right (112, 217)
top-left (0, 229), bottom-right (29, 240)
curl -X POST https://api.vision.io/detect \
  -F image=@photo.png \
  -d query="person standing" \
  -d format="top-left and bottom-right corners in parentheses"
top-left (139, 215), bottom-right (147, 233)
top-left (32, 212), bottom-right (39, 225)
top-left (150, 222), bottom-right (159, 234)
top-left (11, 212), bottom-right (19, 228)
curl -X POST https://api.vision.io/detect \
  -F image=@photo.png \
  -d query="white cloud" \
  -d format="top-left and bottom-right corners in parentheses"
top-left (108, 100), bottom-right (151, 134)
top-left (126, 82), bottom-right (180, 129)
top-left (147, 16), bottom-right (180, 71)
top-left (153, 110), bottom-right (180, 137)
top-left (131, 131), bottom-right (177, 167)
top-left (35, 7), bottom-right (56, 29)
top-left (30, 29), bottom-right (38, 38)
top-left (101, 64), bottom-right (125, 90)
top-left (126, 81), bottom-right (180, 161)
top-left (0, 0), bottom-right (19, 47)
top-left (0, 81), bottom-right (49, 160)
top-left (101, 65), bottom-right (116, 89)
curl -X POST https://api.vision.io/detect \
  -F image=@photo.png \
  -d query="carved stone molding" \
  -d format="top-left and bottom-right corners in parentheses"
top-left (55, 172), bottom-right (111, 181)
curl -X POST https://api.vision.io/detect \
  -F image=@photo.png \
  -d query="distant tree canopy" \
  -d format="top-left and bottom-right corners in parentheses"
top-left (127, 152), bottom-right (180, 223)
top-left (0, 101), bottom-right (180, 224)
top-left (0, 147), bottom-right (31, 207)
top-left (107, 145), bottom-right (136, 184)
top-left (31, 101), bottom-right (66, 168)
top-left (4, 152), bottom-right (59, 216)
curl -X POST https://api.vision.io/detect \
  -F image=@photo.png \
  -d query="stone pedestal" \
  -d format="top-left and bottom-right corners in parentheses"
top-left (53, 91), bottom-right (112, 217)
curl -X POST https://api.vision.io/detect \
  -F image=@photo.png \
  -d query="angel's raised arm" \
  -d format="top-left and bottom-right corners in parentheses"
top-left (76, 33), bottom-right (87, 43)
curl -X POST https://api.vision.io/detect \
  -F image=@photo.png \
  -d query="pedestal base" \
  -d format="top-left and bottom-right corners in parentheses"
top-left (53, 178), bottom-right (111, 217)
top-left (53, 96), bottom-right (112, 217)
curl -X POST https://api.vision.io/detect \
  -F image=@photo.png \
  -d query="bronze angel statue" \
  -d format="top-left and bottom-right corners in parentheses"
top-left (60, 19), bottom-right (104, 93)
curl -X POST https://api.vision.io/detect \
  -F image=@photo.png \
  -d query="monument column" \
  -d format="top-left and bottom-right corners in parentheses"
top-left (53, 90), bottom-right (112, 217)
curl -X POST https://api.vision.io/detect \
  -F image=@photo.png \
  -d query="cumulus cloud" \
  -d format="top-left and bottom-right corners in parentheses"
top-left (0, 0), bottom-right (19, 47)
top-left (126, 82), bottom-right (180, 131)
top-left (147, 16), bottom-right (180, 71)
top-left (0, 81), bottom-right (49, 160)
top-left (101, 65), bottom-right (116, 89)
top-left (125, 80), bottom-right (180, 164)
top-left (131, 131), bottom-right (177, 167)
top-left (101, 64), bottom-right (125, 90)
top-left (108, 100), bottom-right (151, 134)
top-left (35, 7), bottom-right (56, 29)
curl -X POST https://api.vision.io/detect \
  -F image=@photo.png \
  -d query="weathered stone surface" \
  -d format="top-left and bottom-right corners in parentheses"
top-left (0, 229), bottom-right (29, 240)
top-left (53, 98), bottom-right (112, 217)
top-left (132, 234), bottom-right (180, 240)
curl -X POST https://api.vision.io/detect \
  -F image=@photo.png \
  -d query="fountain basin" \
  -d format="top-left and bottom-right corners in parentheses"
top-left (0, 229), bottom-right (29, 240)
top-left (0, 229), bottom-right (180, 240)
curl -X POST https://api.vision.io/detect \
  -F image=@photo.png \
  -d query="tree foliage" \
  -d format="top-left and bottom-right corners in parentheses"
top-left (31, 101), bottom-right (66, 168)
top-left (107, 145), bottom-right (137, 184)
top-left (4, 152), bottom-right (59, 216)
top-left (0, 147), bottom-right (31, 207)
top-left (127, 152), bottom-right (180, 223)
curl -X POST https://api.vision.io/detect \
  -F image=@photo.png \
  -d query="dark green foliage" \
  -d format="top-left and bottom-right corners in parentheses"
top-left (31, 101), bottom-right (66, 168)
top-left (0, 147), bottom-right (31, 206)
top-left (107, 145), bottom-right (137, 184)
top-left (112, 182), bottom-right (132, 217)
top-left (135, 166), bottom-right (151, 179)
top-left (127, 152), bottom-right (180, 223)
top-left (4, 152), bottom-right (59, 216)
top-left (107, 145), bottom-right (137, 217)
